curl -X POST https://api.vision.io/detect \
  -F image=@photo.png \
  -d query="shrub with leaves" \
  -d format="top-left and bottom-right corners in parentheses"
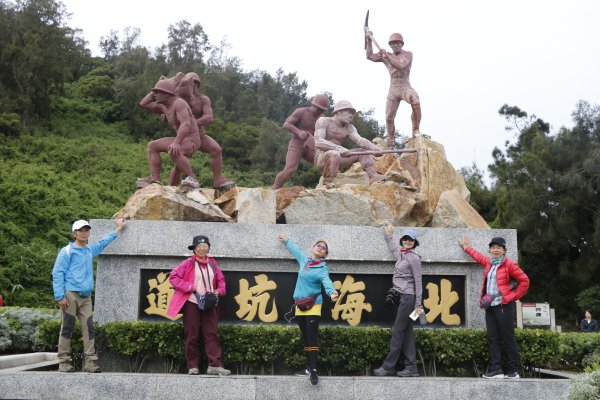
top-left (566, 369), bottom-right (600, 400)
top-left (0, 307), bottom-right (60, 353)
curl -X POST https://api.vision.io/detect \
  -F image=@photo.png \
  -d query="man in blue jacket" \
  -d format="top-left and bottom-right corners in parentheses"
top-left (52, 218), bottom-right (126, 373)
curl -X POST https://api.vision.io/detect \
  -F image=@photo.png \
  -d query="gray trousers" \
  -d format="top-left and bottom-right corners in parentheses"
top-left (382, 293), bottom-right (417, 371)
top-left (57, 291), bottom-right (97, 367)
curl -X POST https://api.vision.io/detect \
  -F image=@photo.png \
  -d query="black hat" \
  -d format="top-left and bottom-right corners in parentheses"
top-left (489, 237), bottom-right (506, 249)
top-left (188, 235), bottom-right (210, 250)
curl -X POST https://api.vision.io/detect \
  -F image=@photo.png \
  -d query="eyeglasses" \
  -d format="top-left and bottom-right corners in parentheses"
top-left (314, 243), bottom-right (328, 251)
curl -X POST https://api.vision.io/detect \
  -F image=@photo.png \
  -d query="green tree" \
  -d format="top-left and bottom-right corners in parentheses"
top-left (458, 163), bottom-right (497, 224)
top-left (490, 101), bottom-right (600, 319)
top-left (0, 0), bottom-right (90, 120)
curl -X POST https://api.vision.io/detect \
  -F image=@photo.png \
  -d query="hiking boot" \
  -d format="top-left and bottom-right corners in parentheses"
top-left (482, 370), bottom-right (504, 379)
top-left (58, 362), bottom-right (75, 373)
top-left (181, 176), bottom-right (200, 189)
top-left (295, 367), bottom-right (309, 377)
top-left (373, 366), bottom-right (395, 376)
top-left (504, 371), bottom-right (520, 379)
top-left (207, 365), bottom-right (231, 376)
top-left (309, 369), bottom-right (318, 385)
top-left (188, 368), bottom-right (200, 375)
top-left (84, 360), bottom-right (101, 373)
top-left (397, 368), bottom-right (419, 377)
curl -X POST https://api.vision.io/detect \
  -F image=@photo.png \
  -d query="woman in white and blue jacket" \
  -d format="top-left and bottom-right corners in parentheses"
top-left (279, 233), bottom-right (338, 386)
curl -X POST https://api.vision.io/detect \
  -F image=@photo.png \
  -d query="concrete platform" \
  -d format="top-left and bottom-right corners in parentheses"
top-left (0, 353), bottom-right (58, 373)
top-left (0, 372), bottom-right (571, 400)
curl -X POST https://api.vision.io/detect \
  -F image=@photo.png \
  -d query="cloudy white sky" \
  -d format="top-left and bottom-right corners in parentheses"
top-left (59, 0), bottom-right (600, 182)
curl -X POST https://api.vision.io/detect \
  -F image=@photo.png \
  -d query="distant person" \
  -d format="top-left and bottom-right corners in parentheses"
top-left (167, 235), bottom-right (231, 376)
top-left (173, 72), bottom-right (234, 190)
top-left (272, 94), bottom-right (329, 189)
top-left (374, 226), bottom-right (423, 377)
top-left (314, 100), bottom-right (385, 188)
top-left (278, 233), bottom-right (338, 385)
top-left (580, 310), bottom-right (599, 332)
top-left (459, 236), bottom-right (530, 379)
top-left (366, 30), bottom-right (422, 147)
top-left (137, 78), bottom-right (202, 189)
top-left (52, 218), bottom-right (126, 373)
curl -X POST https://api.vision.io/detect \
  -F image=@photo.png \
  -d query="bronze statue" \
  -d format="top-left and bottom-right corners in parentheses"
top-left (314, 100), bottom-right (386, 188)
top-left (366, 30), bottom-right (422, 147)
top-left (175, 72), bottom-right (234, 189)
top-left (138, 78), bottom-right (202, 189)
top-left (271, 94), bottom-right (328, 189)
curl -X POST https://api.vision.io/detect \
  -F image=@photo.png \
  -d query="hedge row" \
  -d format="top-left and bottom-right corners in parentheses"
top-left (4, 307), bottom-right (595, 376)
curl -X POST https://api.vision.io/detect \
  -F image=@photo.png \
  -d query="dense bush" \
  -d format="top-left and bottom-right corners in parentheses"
top-left (566, 369), bottom-right (600, 400)
top-left (28, 315), bottom-right (563, 377)
top-left (0, 307), bottom-right (60, 353)
top-left (558, 333), bottom-right (600, 370)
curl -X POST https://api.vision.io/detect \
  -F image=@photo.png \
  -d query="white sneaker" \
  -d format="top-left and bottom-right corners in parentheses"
top-left (207, 365), bottom-right (231, 376)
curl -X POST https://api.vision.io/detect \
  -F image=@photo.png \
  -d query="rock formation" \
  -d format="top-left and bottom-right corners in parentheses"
top-left (114, 136), bottom-right (489, 229)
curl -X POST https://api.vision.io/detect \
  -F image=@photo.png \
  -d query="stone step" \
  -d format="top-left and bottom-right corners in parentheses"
top-left (0, 352), bottom-right (58, 372)
top-left (0, 372), bottom-right (571, 400)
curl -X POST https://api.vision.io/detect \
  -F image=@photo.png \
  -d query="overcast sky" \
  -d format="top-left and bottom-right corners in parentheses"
top-left (58, 0), bottom-right (600, 182)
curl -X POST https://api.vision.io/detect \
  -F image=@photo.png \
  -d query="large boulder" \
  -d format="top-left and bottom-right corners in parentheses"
top-left (113, 184), bottom-right (231, 222)
top-left (430, 189), bottom-right (489, 228)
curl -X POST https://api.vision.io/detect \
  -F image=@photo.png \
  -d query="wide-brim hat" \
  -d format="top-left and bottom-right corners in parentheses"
top-left (333, 100), bottom-right (356, 115)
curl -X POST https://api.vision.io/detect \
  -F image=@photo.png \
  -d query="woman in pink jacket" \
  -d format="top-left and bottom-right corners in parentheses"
top-left (167, 235), bottom-right (231, 376)
top-left (460, 236), bottom-right (529, 379)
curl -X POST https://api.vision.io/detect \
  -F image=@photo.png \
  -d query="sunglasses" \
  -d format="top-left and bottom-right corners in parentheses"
top-left (314, 243), bottom-right (328, 251)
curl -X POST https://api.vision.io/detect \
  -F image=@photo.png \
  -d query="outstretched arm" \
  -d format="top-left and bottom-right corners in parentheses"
top-left (348, 126), bottom-right (382, 153)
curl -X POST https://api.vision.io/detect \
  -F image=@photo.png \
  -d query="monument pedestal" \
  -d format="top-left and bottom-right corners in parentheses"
top-left (91, 220), bottom-right (517, 329)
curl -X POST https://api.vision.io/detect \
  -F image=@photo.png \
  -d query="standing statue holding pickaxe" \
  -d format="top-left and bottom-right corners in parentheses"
top-left (364, 10), bottom-right (423, 147)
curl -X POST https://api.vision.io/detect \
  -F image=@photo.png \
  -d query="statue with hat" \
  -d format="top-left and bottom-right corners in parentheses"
top-left (272, 94), bottom-right (329, 189)
top-left (137, 77), bottom-right (203, 189)
top-left (365, 23), bottom-right (423, 147)
top-left (174, 72), bottom-right (235, 190)
top-left (313, 100), bottom-right (386, 188)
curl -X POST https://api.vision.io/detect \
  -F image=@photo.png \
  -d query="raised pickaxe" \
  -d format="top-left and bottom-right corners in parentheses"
top-left (364, 10), bottom-right (382, 51)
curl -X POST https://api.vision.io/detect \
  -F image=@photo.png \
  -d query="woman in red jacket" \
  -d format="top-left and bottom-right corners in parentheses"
top-left (167, 235), bottom-right (231, 376)
top-left (459, 236), bottom-right (529, 379)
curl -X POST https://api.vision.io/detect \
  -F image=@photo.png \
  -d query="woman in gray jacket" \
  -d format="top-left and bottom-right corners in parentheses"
top-left (374, 226), bottom-right (423, 377)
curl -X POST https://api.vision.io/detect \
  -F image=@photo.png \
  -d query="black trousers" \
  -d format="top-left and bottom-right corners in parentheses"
top-left (382, 293), bottom-right (416, 371)
top-left (485, 302), bottom-right (520, 373)
top-left (297, 315), bottom-right (321, 370)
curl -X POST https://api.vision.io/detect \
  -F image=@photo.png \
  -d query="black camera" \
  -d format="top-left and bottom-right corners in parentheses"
top-left (385, 288), bottom-right (401, 306)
